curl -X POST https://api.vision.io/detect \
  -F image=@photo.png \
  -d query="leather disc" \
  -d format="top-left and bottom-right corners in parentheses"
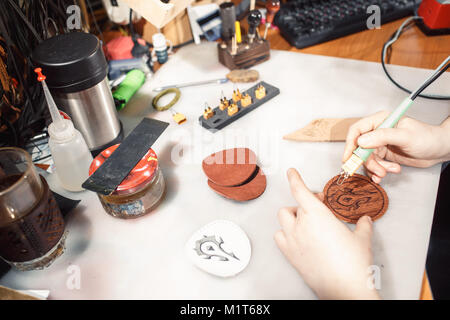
top-left (323, 173), bottom-right (389, 224)
top-left (208, 167), bottom-right (266, 201)
top-left (202, 148), bottom-right (257, 187)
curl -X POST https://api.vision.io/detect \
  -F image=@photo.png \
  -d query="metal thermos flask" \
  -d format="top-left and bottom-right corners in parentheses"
top-left (32, 32), bottom-right (123, 156)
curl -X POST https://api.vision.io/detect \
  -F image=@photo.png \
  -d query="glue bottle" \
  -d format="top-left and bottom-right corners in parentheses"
top-left (35, 68), bottom-right (93, 192)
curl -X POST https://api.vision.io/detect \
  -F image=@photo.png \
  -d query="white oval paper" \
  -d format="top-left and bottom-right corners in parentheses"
top-left (185, 220), bottom-right (251, 277)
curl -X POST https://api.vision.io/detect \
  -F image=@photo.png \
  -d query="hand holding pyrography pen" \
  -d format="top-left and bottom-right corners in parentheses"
top-left (339, 55), bottom-right (450, 184)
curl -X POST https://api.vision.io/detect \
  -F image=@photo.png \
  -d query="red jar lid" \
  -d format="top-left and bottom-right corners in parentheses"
top-left (88, 144), bottom-right (158, 194)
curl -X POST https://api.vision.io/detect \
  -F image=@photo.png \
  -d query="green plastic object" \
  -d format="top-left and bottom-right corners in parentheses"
top-left (113, 69), bottom-right (146, 110)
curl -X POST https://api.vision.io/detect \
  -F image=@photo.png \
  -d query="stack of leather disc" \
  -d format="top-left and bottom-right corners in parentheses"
top-left (202, 148), bottom-right (266, 201)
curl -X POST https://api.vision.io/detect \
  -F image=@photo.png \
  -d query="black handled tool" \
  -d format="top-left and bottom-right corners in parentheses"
top-left (247, 10), bottom-right (262, 44)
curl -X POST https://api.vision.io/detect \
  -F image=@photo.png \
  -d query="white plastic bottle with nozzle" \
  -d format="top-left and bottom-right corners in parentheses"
top-left (35, 68), bottom-right (93, 192)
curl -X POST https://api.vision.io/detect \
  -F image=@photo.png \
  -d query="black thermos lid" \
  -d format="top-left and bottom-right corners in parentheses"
top-left (32, 32), bottom-right (108, 93)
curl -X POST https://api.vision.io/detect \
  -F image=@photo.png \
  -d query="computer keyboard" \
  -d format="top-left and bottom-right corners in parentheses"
top-left (273, 0), bottom-right (420, 49)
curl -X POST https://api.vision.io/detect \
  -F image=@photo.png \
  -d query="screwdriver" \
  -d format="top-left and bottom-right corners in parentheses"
top-left (247, 9), bottom-right (262, 44)
top-left (263, 0), bottom-right (281, 39)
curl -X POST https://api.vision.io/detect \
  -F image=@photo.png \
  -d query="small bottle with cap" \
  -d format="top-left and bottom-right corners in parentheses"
top-left (152, 33), bottom-right (171, 64)
top-left (35, 68), bottom-right (93, 192)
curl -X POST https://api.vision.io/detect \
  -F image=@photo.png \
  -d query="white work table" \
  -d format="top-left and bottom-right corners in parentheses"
top-left (1, 42), bottom-right (449, 299)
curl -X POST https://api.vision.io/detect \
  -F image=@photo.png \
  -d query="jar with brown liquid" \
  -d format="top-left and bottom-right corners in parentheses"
top-left (0, 147), bottom-right (66, 270)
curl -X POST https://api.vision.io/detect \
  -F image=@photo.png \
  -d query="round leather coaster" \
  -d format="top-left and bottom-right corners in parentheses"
top-left (323, 173), bottom-right (389, 224)
top-left (208, 166), bottom-right (266, 201)
top-left (202, 148), bottom-right (257, 187)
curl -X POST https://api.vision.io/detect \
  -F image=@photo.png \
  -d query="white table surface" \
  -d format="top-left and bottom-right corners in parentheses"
top-left (1, 42), bottom-right (449, 299)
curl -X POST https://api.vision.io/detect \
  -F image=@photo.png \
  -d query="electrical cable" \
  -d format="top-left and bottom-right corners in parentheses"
top-left (129, 8), bottom-right (147, 57)
top-left (6, 0), bottom-right (42, 42)
top-left (128, 8), bottom-right (154, 71)
top-left (144, 39), bottom-right (195, 50)
top-left (0, 12), bottom-right (35, 114)
top-left (0, 0), bottom-right (73, 148)
top-left (410, 56), bottom-right (450, 100)
top-left (129, 8), bottom-right (135, 39)
top-left (86, 0), bottom-right (107, 47)
top-left (381, 16), bottom-right (450, 100)
top-left (173, 39), bottom-right (195, 49)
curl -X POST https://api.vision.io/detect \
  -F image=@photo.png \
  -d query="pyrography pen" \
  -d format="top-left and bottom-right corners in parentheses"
top-left (340, 55), bottom-right (450, 184)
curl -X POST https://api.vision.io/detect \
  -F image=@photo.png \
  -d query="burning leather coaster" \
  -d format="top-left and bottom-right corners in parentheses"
top-left (202, 148), bottom-right (257, 187)
top-left (208, 166), bottom-right (266, 201)
top-left (185, 220), bottom-right (251, 277)
top-left (323, 173), bottom-right (389, 224)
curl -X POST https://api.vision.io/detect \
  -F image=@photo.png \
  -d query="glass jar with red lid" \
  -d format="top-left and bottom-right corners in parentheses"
top-left (88, 144), bottom-right (165, 219)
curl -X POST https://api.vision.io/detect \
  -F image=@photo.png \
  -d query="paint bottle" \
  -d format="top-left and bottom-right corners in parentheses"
top-left (152, 33), bottom-right (171, 64)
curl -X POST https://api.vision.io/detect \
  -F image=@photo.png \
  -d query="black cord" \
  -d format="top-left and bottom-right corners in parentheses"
top-left (129, 8), bottom-right (135, 40)
top-left (86, 0), bottom-right (107, 45)
top-left (144, 39), bottom-right (195, 50)
top-left (129, 8), bottom-right (149, 58)
top-left (173, 39), bottom-right (194, 49)
top-left (6, 0), bottom-right (42, 42)
top-left (129, 8), bottom-right (134, 38)
top-left (381, 21), bottom-right (450, 101)
top-left (411, 61), bottom-right (450, 100)
top-left (0, 0), bottom-right (73, 148)
top-left (0, 11), bottom-right (35, 115)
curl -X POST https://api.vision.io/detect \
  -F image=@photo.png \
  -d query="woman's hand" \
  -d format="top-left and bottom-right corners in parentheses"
top-left (274, 168), bottom-right (380, 300)
top-left (343, 111), bottom-right (450, 183)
